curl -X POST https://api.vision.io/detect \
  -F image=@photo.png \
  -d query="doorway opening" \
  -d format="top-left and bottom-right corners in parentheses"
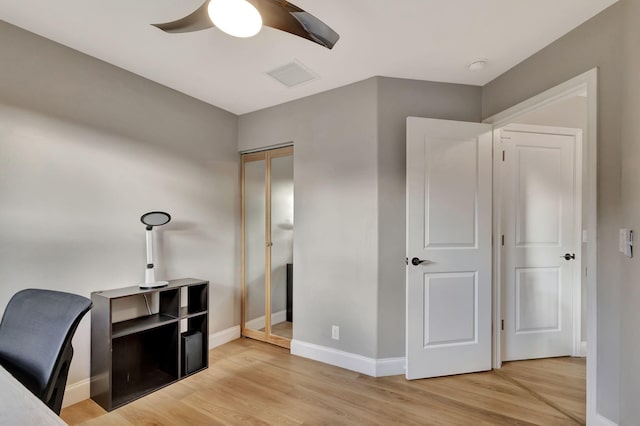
top-left (498, 123), bottom-right (583, 362)
top-left (484, 68), bottom-right (597, 423)
top-left (241, 145), bottom-right (294, 349)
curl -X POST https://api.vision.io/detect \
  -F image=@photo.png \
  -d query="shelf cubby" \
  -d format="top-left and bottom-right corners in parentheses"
top-left (112, 313), bottom-right (178, 338)
top-left (111, 323), bottom-right (178, 409)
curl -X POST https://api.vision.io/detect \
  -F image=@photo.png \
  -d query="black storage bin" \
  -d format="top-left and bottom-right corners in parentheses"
top-left (181, 330), bottom-right (203, 375)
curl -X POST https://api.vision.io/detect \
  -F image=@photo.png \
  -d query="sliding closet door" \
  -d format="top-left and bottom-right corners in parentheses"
top-left (241, 146), bottom-right (293, 349)
top-left (242, 155), bottom-right (267, 335)
top-left (269, 150), bottom-right (294, 342)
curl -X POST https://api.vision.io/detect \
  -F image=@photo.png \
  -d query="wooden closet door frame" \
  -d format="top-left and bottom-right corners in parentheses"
top-left (241, 146), bottom-right (293, 349)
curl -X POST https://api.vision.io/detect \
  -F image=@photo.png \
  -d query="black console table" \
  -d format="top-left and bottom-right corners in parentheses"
top-left (90, 278), bottom-right (208, 411)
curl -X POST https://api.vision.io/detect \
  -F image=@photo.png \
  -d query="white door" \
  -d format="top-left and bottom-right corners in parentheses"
top-left (406, 117), bottom-right (493, 380)
top-left (501, 124), bottom-right (582, 361)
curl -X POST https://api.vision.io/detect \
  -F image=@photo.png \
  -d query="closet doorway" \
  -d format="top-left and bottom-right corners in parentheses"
top-left (242, 146), bottom-right (293, 349)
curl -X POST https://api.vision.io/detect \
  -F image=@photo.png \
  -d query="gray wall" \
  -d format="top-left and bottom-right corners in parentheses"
top-left (239, 77), bottom-right (482, 359)
top-left (481, 3), bottom-right (624, 420)
top-left (620, 0), bottom-right (640, 422)
top-left (0, 21), bottom-right (240, 390)
top-left (376, 77), bottom-right (482, 358)
top-left (239, 78), bottom-right (380, 357)
top-left (514, 96), bottom-right (587, 129)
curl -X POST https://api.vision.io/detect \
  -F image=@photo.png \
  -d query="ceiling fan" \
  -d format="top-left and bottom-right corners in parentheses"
top-left (152, 0), bottom-right (340, 49)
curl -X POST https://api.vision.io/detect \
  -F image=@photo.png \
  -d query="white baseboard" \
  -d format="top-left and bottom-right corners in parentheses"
top-left (209, 325), bottom-right (241, 349)
top-left (290, 340), bottom-right (405, 377)
top-left (62, 325), bottom-right (242, 409)
top-left (580, 340), bottom-right (587, 357)
top-left (595, 413), bottom-right (618, 426)
top-left (62, 378), bottom-right (90, 408)
top-left (376, 357), bottom-right (406, 377)
top-left (244, 310), bottom-right (287, 331)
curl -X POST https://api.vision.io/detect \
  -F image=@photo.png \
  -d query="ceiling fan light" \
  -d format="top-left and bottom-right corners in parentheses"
top-left (208, 0), bottom-right (263, 38)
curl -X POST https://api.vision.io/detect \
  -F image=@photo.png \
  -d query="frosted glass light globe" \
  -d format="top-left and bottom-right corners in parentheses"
top-left (208, 0), bottom-right (263, 38)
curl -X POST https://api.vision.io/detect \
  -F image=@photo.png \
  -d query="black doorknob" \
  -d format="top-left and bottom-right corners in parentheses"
top-left (562, 253), bottom-right (576, 261)
top-left (411, 257), bottom-right (428, 266)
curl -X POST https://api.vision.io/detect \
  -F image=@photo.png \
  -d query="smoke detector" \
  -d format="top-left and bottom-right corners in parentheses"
top-left (468, 59), bottom-right (488, 72)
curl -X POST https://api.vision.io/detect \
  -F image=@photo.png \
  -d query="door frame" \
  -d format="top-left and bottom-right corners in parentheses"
top-left (483, 68), bottom-right (598, 423)
top-left (497, 123), bottom-right (583, 361)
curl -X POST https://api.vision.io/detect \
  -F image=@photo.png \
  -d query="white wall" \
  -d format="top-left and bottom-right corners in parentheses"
top-left (0, 21), bottom-right (240, 398)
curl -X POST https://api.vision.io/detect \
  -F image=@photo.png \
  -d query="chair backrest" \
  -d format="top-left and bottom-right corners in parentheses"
top-left (0, 289), bottom-right (92, 414)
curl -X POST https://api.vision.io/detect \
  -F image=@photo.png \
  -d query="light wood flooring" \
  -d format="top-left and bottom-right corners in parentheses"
top-left (499, 357), bottom-right (586, 424)
top-left (62, 338), bottom-right (586, 425)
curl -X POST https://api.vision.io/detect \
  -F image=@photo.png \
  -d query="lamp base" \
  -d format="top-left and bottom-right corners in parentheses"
top-left (139, 280), bottom-right (169, 289)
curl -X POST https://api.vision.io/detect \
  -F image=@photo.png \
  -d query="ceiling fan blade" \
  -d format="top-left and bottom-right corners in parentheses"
top-left (250, 0), bottom-right (339, 49)
top-left (152, 1), bottom-right (213, 33)
top-left (152, 0), bottom-right (339, 49)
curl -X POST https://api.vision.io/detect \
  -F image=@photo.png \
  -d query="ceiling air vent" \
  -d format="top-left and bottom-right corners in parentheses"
top-left (267, 60), bottom-right (317, 88)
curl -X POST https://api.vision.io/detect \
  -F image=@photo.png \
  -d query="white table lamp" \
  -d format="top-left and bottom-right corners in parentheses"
top-left (140, 211), bottom-right (171, 289)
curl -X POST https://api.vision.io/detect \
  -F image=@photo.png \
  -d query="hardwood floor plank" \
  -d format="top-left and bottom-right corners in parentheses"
top-left (61, 338), bottom-right (584, 425)
top-left (368, 373), bottom-right (577, 425)
top-left (500, 357), bottom-right (586, 424)
top-left (60, 400), bottom-right (108, 425)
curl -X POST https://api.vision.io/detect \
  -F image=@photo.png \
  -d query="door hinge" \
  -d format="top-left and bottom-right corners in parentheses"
top-left (501, 235), bottom-right (505, 246)
top-left (502, 150), bottom-right (505, 162)
top-left (501, 320), bottom-right (504, 331)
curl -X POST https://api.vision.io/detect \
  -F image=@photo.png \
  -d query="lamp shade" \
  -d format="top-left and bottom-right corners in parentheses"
top-left (208, 0), bottom-right (263, 38)
top-left (141, 211), bottom-right (171, 227)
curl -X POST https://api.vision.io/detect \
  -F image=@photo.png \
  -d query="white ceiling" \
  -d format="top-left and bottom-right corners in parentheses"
top-left (0, 0), bottom-right (617, 115)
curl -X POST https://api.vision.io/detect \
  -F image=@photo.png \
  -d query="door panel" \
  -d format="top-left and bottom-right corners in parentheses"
top-left (502, 125), bottom-right (580, 361)
top-left (515, 267), bottom-right (561, 333)
top-left (425, 138), bottom-right (478, 247)
top-left (424, 272), bottom-right (477, 346)
top-left (406, 117), bottom-right (492, 380)
top-left (516, 146), bottom-right (563, 246)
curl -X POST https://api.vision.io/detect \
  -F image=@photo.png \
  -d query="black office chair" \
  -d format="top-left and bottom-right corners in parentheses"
top-left (0, 289), bottom-right (92, 415)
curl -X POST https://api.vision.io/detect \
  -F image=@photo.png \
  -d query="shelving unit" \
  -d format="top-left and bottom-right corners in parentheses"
top-left (90, 278), bottom-right (208, 411)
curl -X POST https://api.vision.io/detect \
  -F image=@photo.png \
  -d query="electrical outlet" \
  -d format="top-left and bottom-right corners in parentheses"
top-left (331, 325), bottom-right (339, 340)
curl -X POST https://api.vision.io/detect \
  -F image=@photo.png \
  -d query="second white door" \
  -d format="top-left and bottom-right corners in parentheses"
top-left (500, 124), bottom-right (582, 361)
